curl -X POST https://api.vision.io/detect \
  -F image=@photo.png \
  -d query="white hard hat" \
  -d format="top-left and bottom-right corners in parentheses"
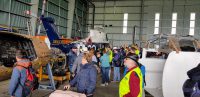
top-left (82, 47), bottom-right (88, 52)
top-left (113, 47), bottom-right (118, 50)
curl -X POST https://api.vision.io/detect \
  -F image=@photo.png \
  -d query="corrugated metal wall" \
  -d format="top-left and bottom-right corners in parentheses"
top-left (38, 0), bottom-right (68, 37)
top-left (0, 0), bottom-right (31, 34)
top-left (71, 0), bottom-right (89, 38)
top-left (0, 0), bottom-right (89, 38)
top-left (89, 0), bottom-right (200, 47)
top-left (143, 0), bottom-right (200, 40)
top-left (89, 0), bottom-right (142, 47)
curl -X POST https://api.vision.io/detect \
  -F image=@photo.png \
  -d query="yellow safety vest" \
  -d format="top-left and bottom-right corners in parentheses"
top-left (119, 67), bottom-right (143, 97)
top-left (135, 50), bottom-right (140, 56)
top-left (109, 50), bottom-right (113, 62)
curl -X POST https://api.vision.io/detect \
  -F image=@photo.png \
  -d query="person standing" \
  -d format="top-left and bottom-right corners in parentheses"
top-left (67, 46), bottom-right (78, 73)
top-left (9, 50), bottom-right (32, 97)
top-left (89, 48), bottom-right (100, 73)
top-left (119, 55), bottom-right (143, 97)
top-left (107, 47), bottom-right (113, 79)
top-left (72, 47), bottom-right (88, 76)
top-left (100, 49), bottom-right (110, 86)
top-left (64, 52), bottom-right (97, 97)
top-left (112, 47), bottom-right (121, 82)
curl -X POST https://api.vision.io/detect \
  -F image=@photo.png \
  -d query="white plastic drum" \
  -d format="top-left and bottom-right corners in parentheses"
top-left (162, 51), bottom-right (200, 97)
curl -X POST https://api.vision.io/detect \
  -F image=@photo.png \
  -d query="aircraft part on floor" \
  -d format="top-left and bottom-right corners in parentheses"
top-left (162, 51), bottom-right (200, 97)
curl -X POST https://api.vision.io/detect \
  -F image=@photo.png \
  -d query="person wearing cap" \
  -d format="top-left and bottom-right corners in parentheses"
top-left (119, 54), bottom-right (143, 97)
top-left (123, 47), bottom-right (139, 77)
top-left (68, 46), bottom-right (78, 73)
top-left (112, 47), bottom-right (121, 82)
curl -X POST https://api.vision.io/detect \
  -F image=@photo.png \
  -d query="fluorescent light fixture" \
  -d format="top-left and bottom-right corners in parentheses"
top-left (123, 13), bottom-right (128, 33)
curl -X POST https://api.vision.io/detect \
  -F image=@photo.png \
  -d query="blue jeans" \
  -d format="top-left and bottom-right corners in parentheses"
top-left (123, 67), bottom-right (128, 77)
top-left (113, 67), bottom-right (120, 81)
top-left (101, 67), bottom-right (110, 84)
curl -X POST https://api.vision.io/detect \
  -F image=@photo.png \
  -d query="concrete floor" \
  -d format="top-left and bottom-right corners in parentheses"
top-left (0, 75), bottom-right (153, 97)
top-left (0, 68), bottom-right (153, 97)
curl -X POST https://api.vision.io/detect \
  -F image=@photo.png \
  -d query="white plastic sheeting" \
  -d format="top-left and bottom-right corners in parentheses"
top-left (49, 90), bottom-right (86, 97)
top-left (139, 48), bottom-right (166, 97)
top-left (162, 52), bottom-right (200, 97)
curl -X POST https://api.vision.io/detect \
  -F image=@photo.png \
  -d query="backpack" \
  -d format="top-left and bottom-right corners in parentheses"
top-left (183, 64), bottom-right (200, 97)
top-left (24, 67), bottom-right (39, 91)
top-left (17, 66), bottom-right (39, 94)
top-left (113, 53), bottom-right (121, 67)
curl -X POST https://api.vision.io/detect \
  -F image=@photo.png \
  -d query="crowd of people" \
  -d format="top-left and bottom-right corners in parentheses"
top-left (9, 44), bottom-right (145, 97)
top-left (65, 44), bottom-right (145, 97)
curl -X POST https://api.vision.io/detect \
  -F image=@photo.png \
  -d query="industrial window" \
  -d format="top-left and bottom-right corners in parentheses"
top-left (123, 13), bottom-right (128, 33)
top-left (171, 13), bottom-right (177, 34)
top-left (189, 13), bottom-right (195, 36)
top-left (154, 13), bottom-right (160, 34)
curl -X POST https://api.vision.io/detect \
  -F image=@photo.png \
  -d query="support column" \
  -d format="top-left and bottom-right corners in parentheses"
top-left (30, 0), bottom-right (39, 36)
top-left (67, 0), bottom-right (76, 38)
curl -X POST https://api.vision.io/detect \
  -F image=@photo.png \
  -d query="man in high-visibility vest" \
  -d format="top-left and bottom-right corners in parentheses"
top-left (119, 54), bottom-right (143, 97)
top-left (107, 47), bottom-right (113, 79)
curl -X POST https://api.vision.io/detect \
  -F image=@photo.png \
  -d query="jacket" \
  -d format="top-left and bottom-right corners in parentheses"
top-left (67, 50), bottom-right (77, 65)
top-left (107, 50), bottom-right (113, 62)
top-left (121, 66), bottom-right (141, 97)
top-left (100, 54), bottom-right (110, 67)
top-left (9, 59), bottom-right (32, 97)
top-left (70, 63), bottom-right (97, 95)
top-left (113, 52), bottom-right (121, 67)
top-left (72, 53), bottom-right (83, 74)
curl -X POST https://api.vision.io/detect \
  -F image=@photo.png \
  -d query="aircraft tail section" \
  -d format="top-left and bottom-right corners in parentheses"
top-left (41, 16), bottom-right (60, 44)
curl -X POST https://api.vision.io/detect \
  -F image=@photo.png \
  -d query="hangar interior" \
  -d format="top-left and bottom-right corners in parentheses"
top-left (0, 0), bottom-right (200, 97)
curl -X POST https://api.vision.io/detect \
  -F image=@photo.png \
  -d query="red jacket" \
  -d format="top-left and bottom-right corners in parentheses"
top-left (124, 66), bottom-right (140, 97)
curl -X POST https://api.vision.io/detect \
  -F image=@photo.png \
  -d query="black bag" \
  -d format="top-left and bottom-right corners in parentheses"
top-left (183, 64), bottom-right (200, 97)
top-left (187, 64), bottom-right (200, 81)
top-left (183, 79), bottom-right (200, 97)
top-left (23, 67), bottom-right (39, 91)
